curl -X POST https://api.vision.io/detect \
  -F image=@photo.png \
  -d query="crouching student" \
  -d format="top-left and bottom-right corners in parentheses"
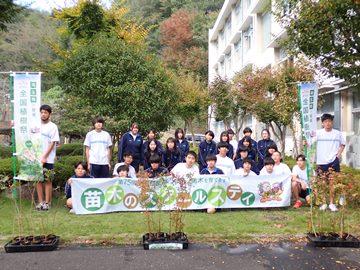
top-left (200, 154), bottom-right (224, 175)
top-left (171, 151), bottom-right (199, 181)
top-left (292, 154), bottom-right (311, 208)
top-left (115, 164), bottom-right (130, 178)
top-left (145, 154), bottom-right (169, 178)
top-left (64, 162), bottom-right (91, 213)
top-left (234, 158), bottom-right (256, 177)
top-left (113, 152), bottom-right (137, 178)
top-left (216, 142), bottom-right (236, 176)
top-left (234, 146), bottom-right (259, 175)
top-left (259, 157), bottom-right (275, 175)
top-left (272, 151), bottom-right (291, 175)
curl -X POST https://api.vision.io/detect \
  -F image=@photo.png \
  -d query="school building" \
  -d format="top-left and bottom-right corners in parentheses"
top-left (208, 0), bottom-right (360, 168)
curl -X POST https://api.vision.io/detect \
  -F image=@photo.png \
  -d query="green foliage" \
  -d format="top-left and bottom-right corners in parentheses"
top-left (0, 158), bottom-right (17, 176)
top-left (58, 36), bottom-right (178, 134)
top-left (0, 0), bottom-right (23, 31)
top-left (274, 0), bottom-right (360, 85)
top-left (57, 143), bottom-right (84, 157)
top-left (0, 145), bottom-right (12, 159)
top-left (53, 162), bottom-right (73, 188)
top-left (58, 155), bottom-right (85, 166)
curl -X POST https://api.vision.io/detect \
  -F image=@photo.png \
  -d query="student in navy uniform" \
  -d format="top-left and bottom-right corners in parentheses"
top-left (118, 122), bottom-right (144, 173)
top-left (143, 139), bottom-right (161, 170)
top-left (216, 131), bottom-right (235, 160)
top-left (145, 154), bottom-right (169, 178)
top-left (200, 154), bottom-right (224, 175)
top-left (238, 127), bottom-right (257, 151)
top-left (198, 130), bottom-right (217, 172)
top-left (143, 128), bottom-right (163, 157)
top-left (257, 128), bottom-right (276, 170)
top-left (175, 128), bottom-right (189, 162)
top-left (162, 137), bottom-right (181, 171)
top-left (234, 145), bottom-right (259, 175)
top-left (237, 136), bottom-right (257, 162)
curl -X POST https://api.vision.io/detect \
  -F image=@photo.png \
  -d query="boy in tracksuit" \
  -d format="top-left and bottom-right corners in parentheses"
top-left (198, 130), bottom-right (217, 172)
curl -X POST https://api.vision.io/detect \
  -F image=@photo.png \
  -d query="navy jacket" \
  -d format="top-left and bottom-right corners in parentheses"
top-left (234, 158), bottom-right (259, 175)
top-left (118, 132), bottom-right (144, 162)
top-left (176, 139), bottom-right (190, 161)
top-left (236, 147), bottom-right (257, 162)
top-left (162, 150), bottom-right (181, 171)
top-left (200, 167), bottom-right (224, 175)
top-left (216, 142), bottom-right (234, 159)
top-left (145, 166), bottom-right (168, 178)
top-left (238, 137), bottom-right (258, 151)
top-left (198, 140), bottom-right (217, 171)
top-left (143, 140), bottom-right (163, 155)
top-left (64, 174), bottom-right (92, 198)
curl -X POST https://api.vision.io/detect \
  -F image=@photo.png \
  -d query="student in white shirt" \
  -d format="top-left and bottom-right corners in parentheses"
top-left (171, 151), bottom-right (199, 181)
top-left (316, 113), bottom-right (346, 212)
top-left (216, 142), bottom-right (235, 176)
top-left (292, 154), bottom-right (311, 209)
top-left (113, 152), bottom-right (137, 178)
top-left (234, 158), bottom-right (256, 177)
top-left (259, 157), bottom-right (275, 176)
top-left (36, 105), bottom-right (60, 211)
top-left (84, 117), bottom-right (112, 178)
top-left (271, 151), bottom-right (291, 175)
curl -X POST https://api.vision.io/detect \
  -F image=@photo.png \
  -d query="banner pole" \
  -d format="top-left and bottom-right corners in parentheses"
top-left (10, 72), bottom-right (17, 199)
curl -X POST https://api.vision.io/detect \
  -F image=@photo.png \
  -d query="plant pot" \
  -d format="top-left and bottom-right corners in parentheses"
top-left (142, 232), bottom-right (189, 250)
top-left (4, 235), bottom-right (60, 253)
top-left (307, 233), bottom-right (359, 248)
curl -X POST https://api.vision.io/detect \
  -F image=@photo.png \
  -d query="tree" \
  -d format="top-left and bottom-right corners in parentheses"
top-left (232, 62), bottom-right (314, 154)
top-left (0, 0), bottom-right (22, 32)
top-left (58, 36), bottom-right (178, 143)
top-left (175, 72), bottom-right (210, 146)
top-left (274, 0), bottom-right (360, 85)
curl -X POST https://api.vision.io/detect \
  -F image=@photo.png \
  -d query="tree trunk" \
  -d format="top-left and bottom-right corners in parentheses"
top-left (233, 111), bottom-right (245, 141)
top-left (269, 122), bottom-right (286, 156)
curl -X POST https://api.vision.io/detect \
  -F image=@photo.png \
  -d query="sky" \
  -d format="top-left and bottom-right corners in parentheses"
top-left (14, 0), bottom-right (112, 13)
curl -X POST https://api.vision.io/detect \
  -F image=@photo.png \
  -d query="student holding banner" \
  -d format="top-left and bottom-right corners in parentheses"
top-left (36, 105), bottom-right (59, 211)
top-left (316, 113), bottom-right (346, 212)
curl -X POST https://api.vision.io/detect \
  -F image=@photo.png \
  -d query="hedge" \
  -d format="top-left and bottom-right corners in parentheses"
top-left (0, 158), bottom-right (17, 176)
top-left (0, 145), bottom-right (12, 159)
top-left (57, 143), bottom-right (84, 156)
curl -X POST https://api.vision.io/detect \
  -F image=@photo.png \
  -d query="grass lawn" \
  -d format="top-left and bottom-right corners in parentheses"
top-left (0, 194), bottom-right (359, 246)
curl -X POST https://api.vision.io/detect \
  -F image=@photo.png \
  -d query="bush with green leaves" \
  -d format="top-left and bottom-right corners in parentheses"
top-left (57, 143), bottom-right (84, 156)
top-left (0, 145), bottom-right (12, 159)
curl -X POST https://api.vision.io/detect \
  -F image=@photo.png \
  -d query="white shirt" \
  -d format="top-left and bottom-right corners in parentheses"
top-left (216, 154), bottom-right (235, 176)
top-left (259, 168), bottom-right (274, 176)
top-left (171, 162), bottom-right (199, 180)
top-left (84, 130), bottom-right (112, 165)
top-left (41, 121), bottom-right (59, 164)
top-left (230, 140), bottom-right (238, 152)
top-left (273, 163), bottom-right (292, 175)
top-left (234, 168), bottom-right (256, 177)
top-left (316, 128), bottom-right (345, 165)
top-left (112, 162), bottom-right (136, 178)
top-left (292, 165), bottom-right (309, 189)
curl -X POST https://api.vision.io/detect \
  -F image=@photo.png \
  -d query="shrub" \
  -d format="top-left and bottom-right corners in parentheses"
top-left (58, 155), bottom-right (85, 166)
top-left (57, 143), bottom-right (84, 156)
top-left (0, 158), bottom-right (17, 176)
top-left (54, 162), bottom-right (73, 188)
top-left (0, 145), bottom-right (12, 159)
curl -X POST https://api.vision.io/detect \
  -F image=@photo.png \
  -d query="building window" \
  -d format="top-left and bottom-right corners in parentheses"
top-left (262, 12), bottom-right (271, 49)
top-left (235, 1), bottom-right (243, 26)
top-left (353, 87), bottom-right (360, 134)
top-left (225, 52), bottom-right (231, 75)
top-left (225, 17), bottom-right (232, 45)
top-left (235, 38), bottom-right (242, 63)
top-left (244, 25), bottom-right (253, 52)
top-left (244, 114), bottom-right (253, 127)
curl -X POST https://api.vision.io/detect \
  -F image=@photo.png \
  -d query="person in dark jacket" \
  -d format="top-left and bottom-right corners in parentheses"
top-left (162, 137), bottom-right (181, 171)
top-left (143, 128), bottom-right (163, 157)
top-left (175, 128), bottom-right (189, 162)
top-left (143, 139), bottom-right (161, 170)
top-left (200, 154), bottom-right (224, 175)
top-left (145, 154), bottom-right (169, 178)
top-left (216, 131), bottom-right (235, 160)
top-left (234, 145), bottom-right (259, 175)
top-left (118, 122), bottom-right (143, 172)
top-left (257, 128), bottom-right (276, 170)
top-left (198, 130), bottom-right (217, 172)
top-left (237, 136), bottom-right (257, 162)
top-left (238, 127), bottom-right (257, 151)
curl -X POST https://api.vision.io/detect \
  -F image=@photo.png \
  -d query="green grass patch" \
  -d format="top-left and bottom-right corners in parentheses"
top-left (1, 194), bottom-right (359, 245)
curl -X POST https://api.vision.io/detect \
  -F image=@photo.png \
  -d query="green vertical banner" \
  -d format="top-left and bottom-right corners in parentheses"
top-left (298, 82), bottom-right (318, 181)
top-left (13, 73), bottom-right (43, 181)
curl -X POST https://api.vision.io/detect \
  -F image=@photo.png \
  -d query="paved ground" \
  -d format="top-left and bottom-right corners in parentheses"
top-left (0, 242), bottom-right (359, 270)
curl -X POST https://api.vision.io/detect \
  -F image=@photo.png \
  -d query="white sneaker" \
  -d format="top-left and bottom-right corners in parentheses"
top-left (69, 209), bottom-right (75, 214)
top-left (329, 204), bottom-right (338, 212)
top-left (319, 204), bottom-right (328, 211)
top-left (36, 202), bottom-right (45, 210)
top-left (42, 203), bottom-right (49, 211)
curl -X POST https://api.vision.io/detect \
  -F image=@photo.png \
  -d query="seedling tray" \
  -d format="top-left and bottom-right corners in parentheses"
top-left (307, 233), bottom-right (359, 248)
top-left (142, 233), bottom-right (189, 250)
top-left (4, 236), bottom-right (60, 253)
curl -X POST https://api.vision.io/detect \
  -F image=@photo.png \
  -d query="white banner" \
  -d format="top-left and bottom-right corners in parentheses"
top-left (13, 73), bottom-right (43, 181)
top-left (72, 174), bottom-right (291, 215)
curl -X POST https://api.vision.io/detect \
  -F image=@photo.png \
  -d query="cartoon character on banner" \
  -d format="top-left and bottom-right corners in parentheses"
top-left (258, 181), bottom-right (284, 203)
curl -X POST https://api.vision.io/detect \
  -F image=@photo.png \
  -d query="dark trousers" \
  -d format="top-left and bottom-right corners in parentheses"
top-left (90, 164), bottom-right (110, 178)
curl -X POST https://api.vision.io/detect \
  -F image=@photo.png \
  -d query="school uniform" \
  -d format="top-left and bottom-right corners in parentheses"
top-left (238, 137), bottom-right (257, 152)
top-left (176, 139), bottom-right (190, 161)
top-left (198, 140), bottom-right (217, 172)
top-left (143, 151), bottom-right (160, 170)
top-left (257, 139), bottom-right (276, 170)
top-left (215, 154), bottom-right (235, 176)
top-left (234, 158), bottom-right (259, 175)
top-left (200, 167), bottom-right (224, 175)
top-left (162, 150), bottom-right (181, 171)
top-left (64, 174), bottom-right (92, 199)
top-left (145, 166), bottom-right (168, 178)
top-left (118, 132), bottom-right (143, 172)
top-left (216, 142), bottom-right (234, 159)
top-left (236, 147), bottom-right (257, 162)
top-left (143, 140), bottom-right (163, 156)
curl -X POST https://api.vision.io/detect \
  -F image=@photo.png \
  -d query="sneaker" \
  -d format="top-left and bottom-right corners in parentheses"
top-left (293, 200), bottom-right (302, 209)
top-left (69, 209), bottom-right (75, 214)
top-left (329, 204), bottom-right (338, 212)
top-left (42, 203), bottom-right (49, 211)
top-left (319, 204), bottom-right (328, 211)
top-left (36, 202), bottom-right (45, 210)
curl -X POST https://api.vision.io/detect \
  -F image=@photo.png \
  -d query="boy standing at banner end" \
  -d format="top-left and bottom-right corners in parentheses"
top-left (84, 117), bottom-right (112, 178)
top-left (316, 113), bottom-right (345, 212)
top-left (36, 105), bottom-right (59, 211)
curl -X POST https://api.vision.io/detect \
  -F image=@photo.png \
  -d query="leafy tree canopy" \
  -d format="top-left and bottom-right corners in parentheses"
top-left (0, 0), bottom-right (23, 31)
top-left (275, 0), bottom-right (360, 85)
